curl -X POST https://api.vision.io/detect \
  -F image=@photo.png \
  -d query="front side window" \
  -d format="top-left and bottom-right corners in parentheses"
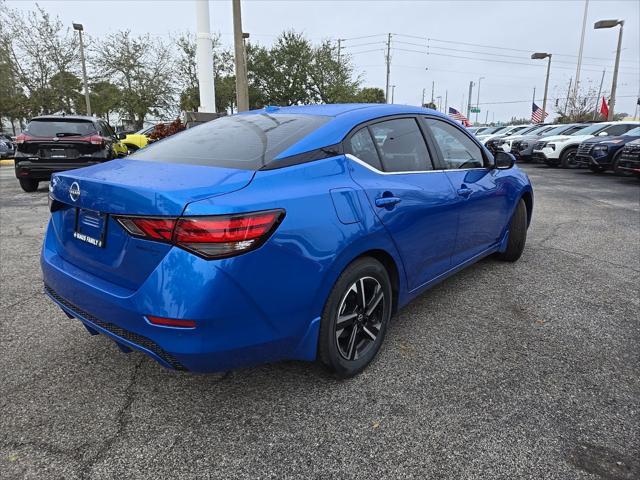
top-left (130, 113), bottom-right (330, 170)
top-left (425, 118), bottom-right (485, 169)
top-left (369, 118), bottom-right (433, 172)
top-left (348, 128), bottom-right (382, 170)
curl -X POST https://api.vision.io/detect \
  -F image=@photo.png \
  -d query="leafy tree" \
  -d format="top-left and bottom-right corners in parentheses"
top-left (354, 87), bottom-right (386, 104)
top-left (90, 81), bottom-right (121, 123)
top-left (248, 31), bottom-right (315, 106)
top-left (49, 71), bottom-right (83, 114)
top-left (308, 40), bottom-right (361, 103)
top-left (92, 31), bottom-right (176, 128)
top-left (1, 4), bottom-right (78, 116)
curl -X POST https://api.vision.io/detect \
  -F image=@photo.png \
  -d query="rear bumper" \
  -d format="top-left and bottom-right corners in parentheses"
top-left (40, 221), bottom-right (320, 373)
top-left (15, 160), bottom-right (104, 180)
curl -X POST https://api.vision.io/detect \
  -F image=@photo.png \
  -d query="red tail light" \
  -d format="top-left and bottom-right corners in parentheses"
top-left (89, 135), bottom-right (105, 145)
top-left (115, 209), bottom-right (285, 259)
top-left (146, 315), bottom-right (196, 328)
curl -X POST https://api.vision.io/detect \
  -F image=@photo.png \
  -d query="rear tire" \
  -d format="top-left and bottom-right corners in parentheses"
top-left (18, 178), bottom-right (39, 192)
top-left (496, 199), bottom-right (527, 262)
top-left (318, 257), bottom-right (392, 378)
top-left (560, 147), bottom-right (578, 169)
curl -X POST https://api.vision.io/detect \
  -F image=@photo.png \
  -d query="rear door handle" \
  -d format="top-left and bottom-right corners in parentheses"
top-left (457, 187), bottom-right (472, 198)
top-left (375, 196), bottom-right (402, 208)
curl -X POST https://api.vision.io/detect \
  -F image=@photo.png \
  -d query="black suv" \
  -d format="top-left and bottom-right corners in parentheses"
top-left (14, 115), bottom-right (126, 192)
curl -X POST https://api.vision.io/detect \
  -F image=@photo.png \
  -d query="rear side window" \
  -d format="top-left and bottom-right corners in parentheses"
top-left (601, 124), bottom-right (637, 136)
top-left (130, 113), bottom-right (330, 170)
top-left (425, 118), bottom-right (485, 169)
top-left (25, 119), bottom-right (97, 137)
top-left (347, 128), bottom-right (383, 170)
top-left (369, 118), bottom-right (433, 172)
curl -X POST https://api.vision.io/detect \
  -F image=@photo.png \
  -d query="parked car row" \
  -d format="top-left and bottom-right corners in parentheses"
top-left (0, 133), bottom-right (16, 159)
top-left (470, 121), bottom-right (640, 177)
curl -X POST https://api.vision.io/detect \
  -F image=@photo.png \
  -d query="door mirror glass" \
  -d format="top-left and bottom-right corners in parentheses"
top-left (598, 131), bottom-right (609, 136)
top-left (494, 151), bottom-right (515, 169)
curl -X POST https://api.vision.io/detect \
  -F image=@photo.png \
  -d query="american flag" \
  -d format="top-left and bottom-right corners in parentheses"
top-left (448, 107), bottom-right (472, 127)
top-left (531, 102), bottom-right (549, 123)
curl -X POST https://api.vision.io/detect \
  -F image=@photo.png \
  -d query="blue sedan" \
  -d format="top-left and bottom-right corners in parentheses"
top-left (42, 104), bottom-right (533, 377)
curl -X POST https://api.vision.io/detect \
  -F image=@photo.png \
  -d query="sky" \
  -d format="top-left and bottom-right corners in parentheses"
top-left (8, 0), bottom-right (640, 123)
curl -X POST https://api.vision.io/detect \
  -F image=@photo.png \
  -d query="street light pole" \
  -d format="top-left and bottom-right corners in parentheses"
top-left (391, 85), bottom-right (396, 104)
top-left (594, 19), bottom-right (624, 121)
top-left (73, 23), bottom-right (91, 116)
top-left (475, 76), bottom-right (485, 124)
top-left (531, 52), bottom-right (552, 124)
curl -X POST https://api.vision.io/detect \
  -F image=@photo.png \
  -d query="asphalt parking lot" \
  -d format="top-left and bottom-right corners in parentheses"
top-left (0, 164), bottom-right (638, 480)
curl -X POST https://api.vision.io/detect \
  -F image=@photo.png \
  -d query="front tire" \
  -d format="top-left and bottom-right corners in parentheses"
top-left (318, 257), bottom-right (392, 378)
top-left (560, 147), bottom-right (578, 169)
top-left (18, 178), bottom-right (39, 192)
top-left (496, 199), bottom-right (528, 262)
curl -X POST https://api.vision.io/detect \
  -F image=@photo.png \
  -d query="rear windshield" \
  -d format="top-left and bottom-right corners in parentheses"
top-left (130, 113), bottom-right (330, 169)
top-left (25, 119), bottom-right (97, 137)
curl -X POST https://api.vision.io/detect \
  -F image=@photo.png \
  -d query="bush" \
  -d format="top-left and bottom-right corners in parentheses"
top-left (148, 118), bottom-right (186, 141)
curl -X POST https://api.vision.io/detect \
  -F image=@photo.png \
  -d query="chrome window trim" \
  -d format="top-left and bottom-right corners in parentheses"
top-left (345, 153), bottom-right (487, 175)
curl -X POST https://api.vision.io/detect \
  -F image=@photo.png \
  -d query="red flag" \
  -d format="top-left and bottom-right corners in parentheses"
top-left (600, 96), bottom-right (609, 118)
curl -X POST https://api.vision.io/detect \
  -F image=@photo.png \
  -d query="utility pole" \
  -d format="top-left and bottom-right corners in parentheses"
top-left (337, 38), bottom-right (342, 61)
top-left (422, 88), bottom-right (426, 106)
top-left (466, 81), bottom-right (474, 120)
top-left (195, 0), bottom-right (216, 112)
top-left (573, 0), bottom-right (589, 106)
top-left (385, 33), bottom-right (392, 104)
top-left (391, 85), bottom-right (396, 104)
top-left (532, 86), bottom-right (536, 119)
top-left (485, 110), bottom-right (489, 124)
top-left (475, 76), bottom-right (485, 124)
top-left (564, 77), bottom-right (572, 116)
top-left (444, 90), bottom-right (448, 113)
top-left (232, 0), bottom-right (249, 112)
top-left (594, 69), bottom-right (605, 120)
top-left (73, 23), bottom-right (91, 116)
top-left (431, 81), bottom-right (434, 103)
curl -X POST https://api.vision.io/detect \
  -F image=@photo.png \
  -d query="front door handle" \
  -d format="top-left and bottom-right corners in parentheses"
top-left (375, 196), bottom-right (402, 208)
top-left (457, 187), bottom-right (472, 198)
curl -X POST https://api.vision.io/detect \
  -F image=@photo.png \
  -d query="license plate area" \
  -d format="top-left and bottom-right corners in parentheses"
top-left (50, 148), bottom-right (67, 159)
top-left (74, 208), bottom-right (108, 248)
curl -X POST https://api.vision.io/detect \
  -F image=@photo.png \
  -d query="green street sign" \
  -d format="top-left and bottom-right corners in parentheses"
top-left (470, 107), bottom-right (481, 113)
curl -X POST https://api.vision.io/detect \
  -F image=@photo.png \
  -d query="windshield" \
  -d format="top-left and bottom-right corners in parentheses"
top-left (130, 113), bottom-right (330, 169)
top-left (527, 125), bottom-right (555, 136)
top-left (482, 127), bottom-right (506, 135)
top-left (517, 125), bottom-right (543, 136)
top-left (25, 119), bottom-right (97, 137)
top-left (624, 126), bottom-right (640, 136)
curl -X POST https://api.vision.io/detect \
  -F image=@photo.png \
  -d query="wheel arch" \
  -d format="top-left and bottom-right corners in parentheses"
top-left (353, 249), bottom-right (401, 314)
top-left (520, 190), bottom-right (533, 227)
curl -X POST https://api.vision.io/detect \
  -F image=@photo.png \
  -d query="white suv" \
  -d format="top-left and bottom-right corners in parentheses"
top-left (532, 122), bottom-right (639, 168)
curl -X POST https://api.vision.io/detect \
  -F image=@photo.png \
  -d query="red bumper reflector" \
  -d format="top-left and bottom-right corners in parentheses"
top-left (147, 315), bottom-right (196, 328)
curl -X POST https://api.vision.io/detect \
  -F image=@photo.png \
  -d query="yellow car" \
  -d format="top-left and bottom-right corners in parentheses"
top-left (120, 124), bottom-right (164, 153)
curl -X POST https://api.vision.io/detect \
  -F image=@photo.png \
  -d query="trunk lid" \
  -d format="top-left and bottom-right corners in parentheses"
top-left (50, 159), bottom-right (254, 216)
top-left (48, 159), bottom-right (255, 290)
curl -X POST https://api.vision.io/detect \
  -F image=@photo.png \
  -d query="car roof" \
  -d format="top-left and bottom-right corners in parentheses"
top-left (239, 104), bottom-right (455, 159)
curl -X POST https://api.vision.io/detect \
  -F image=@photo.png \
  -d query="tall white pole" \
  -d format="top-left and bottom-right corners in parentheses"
top-left (385, 33), bottom-right (392, 104)
top-left (195, 0), bottom-right (216, 112)
top-left (573, 0), bottom-right (589, 106)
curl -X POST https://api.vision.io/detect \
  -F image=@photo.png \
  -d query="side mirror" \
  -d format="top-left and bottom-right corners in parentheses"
top-left (494, 151), bottom-right (516, 169)
top-left (598, 131), bottom-right (609, 136)
top-left (117, 132), bottom-right (127, 140)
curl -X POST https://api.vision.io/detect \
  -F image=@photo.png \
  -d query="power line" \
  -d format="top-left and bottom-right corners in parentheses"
top-left (479, 93), bottom-right (638, 106)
